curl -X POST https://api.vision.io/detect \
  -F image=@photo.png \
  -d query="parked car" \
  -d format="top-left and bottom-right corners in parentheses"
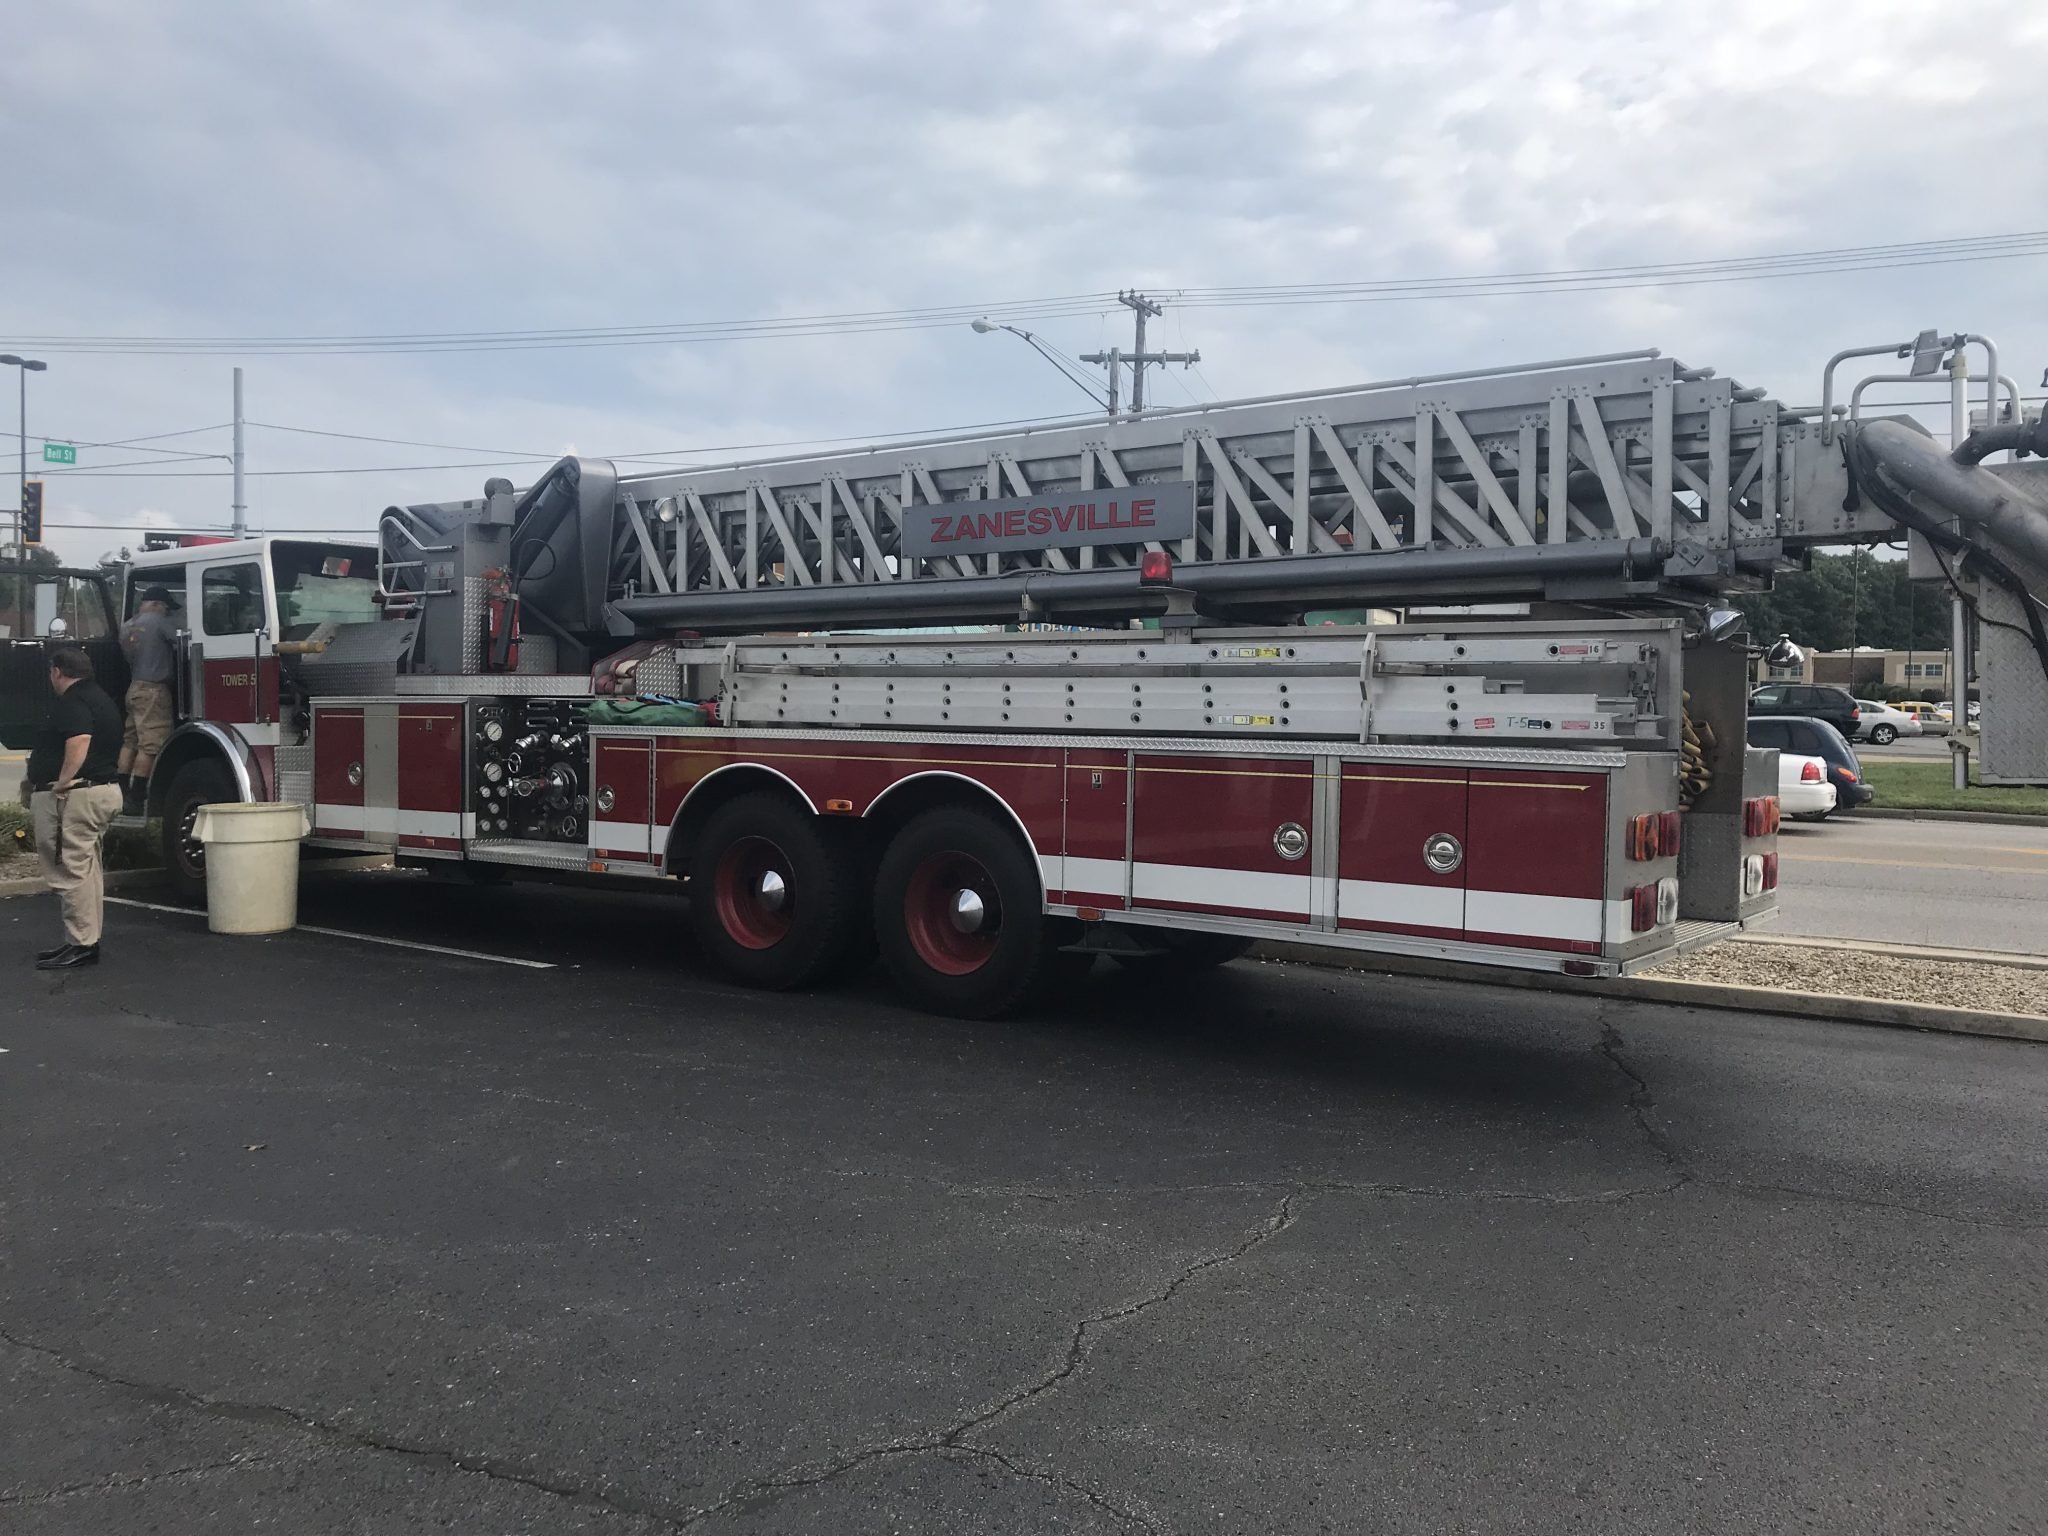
top-left (1896, 700), bottom-right (1950, 735)
top-left (1747, 715), bottom-right (1874, 815)
top-left (1749, 682), bottom-right (1861, 740)
top-left (1935, 699), bottom-right (1981, 725)
top-left (1776, 753), bottom-right (1839, 820)
top-left (1852, 699), bottom-right (1921, 745)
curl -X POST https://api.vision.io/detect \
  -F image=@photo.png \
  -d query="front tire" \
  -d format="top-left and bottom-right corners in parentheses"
top-left (159, 759), bottom-right (235, 904)
top-left (875, 806), bottom-right (1056, 1019)
top-left (688, 793), bottom-right (859, 990)
top-left (1870, 724), bottom-right (1897, 745)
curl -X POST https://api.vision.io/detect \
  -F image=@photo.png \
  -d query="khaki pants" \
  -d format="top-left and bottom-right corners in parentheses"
top-left (120, 680), bottom-right (174, 773)
top-left (32, 785), bottom-right (125, 946)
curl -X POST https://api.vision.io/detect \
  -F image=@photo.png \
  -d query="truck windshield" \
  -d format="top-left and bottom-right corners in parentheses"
top-left (271, 541), bottom-right (380, 634)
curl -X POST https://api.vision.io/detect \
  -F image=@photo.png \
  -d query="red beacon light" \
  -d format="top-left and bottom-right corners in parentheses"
top-left (1139, 550), bottom-right (1174, 585)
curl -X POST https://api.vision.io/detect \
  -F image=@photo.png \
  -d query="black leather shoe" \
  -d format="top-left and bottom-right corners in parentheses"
top-left (36, 943), bottom-right (99, 970)
top-left (35, 943), bottom-right (71, 962)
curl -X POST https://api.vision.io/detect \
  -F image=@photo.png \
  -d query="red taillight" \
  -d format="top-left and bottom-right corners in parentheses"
top-left (1762, 852), bottom-right (1779, 891)
top-left (1139, 550), bottom-right (1174, 584)
top-left (1658, 810), bottom-right (1682, 857)
top-left (1628, 813), bottom-right (1656, 860)
top-left (1628, 877), bottom-right (1679, 932)
top-left (1743, 796), bottom-right (1781, 837)
top-left (1848, 707), bottom-right (1861, 722)
top-left (1628, 810), bottom-right (1684, 861)
top-left (1800, 760), bottom-right (1823, 782)
top-left (1631, 885), bottom-right (1658, 932)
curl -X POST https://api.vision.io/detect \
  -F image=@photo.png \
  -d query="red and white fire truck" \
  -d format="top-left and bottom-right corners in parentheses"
top-left (113, 339), bottom-right (2048, 1014)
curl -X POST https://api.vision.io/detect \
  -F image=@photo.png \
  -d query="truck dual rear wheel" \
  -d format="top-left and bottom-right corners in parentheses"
top-left (875, 806), bottom-right (1061, 1019)
top-left (689, 793), bottom-right (860, 990)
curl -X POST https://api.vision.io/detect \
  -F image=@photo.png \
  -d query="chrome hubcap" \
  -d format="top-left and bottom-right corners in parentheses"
top-left (949, 888), bottom-right (987, 934)
top-left (757, 868), bottom-right (788, 912)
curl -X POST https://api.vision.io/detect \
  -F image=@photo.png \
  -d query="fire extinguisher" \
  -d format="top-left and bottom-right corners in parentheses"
top-left (483, 568), bottom-right (521, 671)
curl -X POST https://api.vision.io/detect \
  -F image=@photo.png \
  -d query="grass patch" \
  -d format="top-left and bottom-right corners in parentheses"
top-left (1860, 761), bottom-right (2048, 816)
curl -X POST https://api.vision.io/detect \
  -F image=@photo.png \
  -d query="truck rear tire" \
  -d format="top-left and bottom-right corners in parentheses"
top-left (874, 806), bottom-right (1057, 1019)
top-left (688, 793), bottom-right (858, 990)
top-left (160, 759), bottom-right (235, 905)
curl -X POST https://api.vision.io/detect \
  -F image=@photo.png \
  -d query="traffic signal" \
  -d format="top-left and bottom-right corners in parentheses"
top-left (21, 480), bottom-right (42, 546)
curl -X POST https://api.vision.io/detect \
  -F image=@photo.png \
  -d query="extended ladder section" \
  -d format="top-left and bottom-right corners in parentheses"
top-left (697, 620), bottom-right (1683, 750)
top-left (387, 348), bottom-right (1871, 639)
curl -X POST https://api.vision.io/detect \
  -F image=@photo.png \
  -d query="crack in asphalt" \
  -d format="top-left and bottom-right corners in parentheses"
top-left (675, 1192), bottom-right (1301, 1532)
top-left (0, 1191), bottom-right (1296, 1536)
top-left (0, 1326), bottom-right (692, 1529)
top-left (1595, 1016), bottom-right (1689, 1179)
top-left (0, 1453), bottom-right (279, 1507)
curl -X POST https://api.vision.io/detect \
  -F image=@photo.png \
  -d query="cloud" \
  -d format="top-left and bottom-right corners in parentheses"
top-left (2, 0), bottom-right (2044, 564)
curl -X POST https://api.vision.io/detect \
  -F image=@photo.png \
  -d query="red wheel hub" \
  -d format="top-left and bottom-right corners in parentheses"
top-left (714, 835), bottom-right (795, 950)
top-left (903, 851), bottom-right (1000, 976)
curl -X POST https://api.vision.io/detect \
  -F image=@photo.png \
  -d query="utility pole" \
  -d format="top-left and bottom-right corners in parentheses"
top-left (1081, 291), bottom-right (1199, 416)
top-left (231, 365), bottom-right (247, 537)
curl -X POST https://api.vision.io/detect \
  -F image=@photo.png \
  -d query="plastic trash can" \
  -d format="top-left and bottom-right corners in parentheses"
top-left (191, 802), bottom-right (312, 935)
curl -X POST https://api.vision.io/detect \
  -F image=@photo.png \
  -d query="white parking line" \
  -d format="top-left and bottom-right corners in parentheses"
top-left (104, 898), bottom-right (556, 969)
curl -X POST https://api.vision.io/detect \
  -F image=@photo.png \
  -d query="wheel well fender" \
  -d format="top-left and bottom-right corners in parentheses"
top-left (862, 771), bottom-right (1046, 904)
top-left (661, 763), bottom-right (817, 877)
top-left (146, 723), bottom-right (254, 818)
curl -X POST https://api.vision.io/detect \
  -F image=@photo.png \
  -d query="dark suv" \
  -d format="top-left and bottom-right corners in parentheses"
top-left (1746, 715), bottom-right (1875, 813)
top-left (1749, 682), bottom-right (1860, 739)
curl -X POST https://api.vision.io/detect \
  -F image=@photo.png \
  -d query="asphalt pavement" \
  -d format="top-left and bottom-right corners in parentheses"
top-left (1772, 813), bottom-right (2048, 953)
top-left (4, 872), bottom-right (2044, 1534)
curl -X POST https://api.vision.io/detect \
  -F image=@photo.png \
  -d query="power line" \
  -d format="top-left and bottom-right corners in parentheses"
top-left (10, 230), bottom-right (2043, 358)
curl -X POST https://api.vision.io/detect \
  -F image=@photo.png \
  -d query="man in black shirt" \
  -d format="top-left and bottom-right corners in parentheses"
top-left (20, 647), bottom-right (125, 969)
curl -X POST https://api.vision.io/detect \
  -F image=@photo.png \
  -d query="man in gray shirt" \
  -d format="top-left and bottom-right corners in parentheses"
top-left (118, 585), bottom-right (177, 816)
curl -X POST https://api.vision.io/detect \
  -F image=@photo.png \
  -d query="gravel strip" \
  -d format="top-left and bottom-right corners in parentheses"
top-left (1648, 941), bottom-right (2048, 1020)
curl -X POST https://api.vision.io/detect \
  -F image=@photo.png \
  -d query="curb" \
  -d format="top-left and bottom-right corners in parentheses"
top-left (1729, 931), bottom-right (2048, 972)
top-left (1249, 942), bottom-right (2048, 1045)
top-left (1848, 806), bottom-right (2048, 827)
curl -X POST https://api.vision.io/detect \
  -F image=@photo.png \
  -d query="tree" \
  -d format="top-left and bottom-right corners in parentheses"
top-left (1733, 550), bottom-right (1949, 654)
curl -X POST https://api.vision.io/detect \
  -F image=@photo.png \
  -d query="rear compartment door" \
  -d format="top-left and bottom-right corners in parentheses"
top-left (1337, 763), bottom-right (1468, 939)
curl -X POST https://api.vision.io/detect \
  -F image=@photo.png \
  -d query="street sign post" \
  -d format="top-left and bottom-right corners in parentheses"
top-left (41, 442), bottom-right (75, 465)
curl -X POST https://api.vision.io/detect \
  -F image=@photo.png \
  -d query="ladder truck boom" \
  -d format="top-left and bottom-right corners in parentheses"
top-left (120, 331), bottom-right (2045, 1016)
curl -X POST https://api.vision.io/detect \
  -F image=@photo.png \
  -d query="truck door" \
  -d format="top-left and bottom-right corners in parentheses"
top-left (192, 556), bottom-right (277, 727)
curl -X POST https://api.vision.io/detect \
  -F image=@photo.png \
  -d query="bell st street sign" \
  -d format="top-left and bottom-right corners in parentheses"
top-left (901, 480), bottom-right (1196, 559)
top-left (42, 442), bottom-right (76, 465)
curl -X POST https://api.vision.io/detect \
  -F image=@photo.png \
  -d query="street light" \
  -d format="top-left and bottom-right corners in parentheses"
top-left (969, 319), bottom-right (1111, 414)
top-left (0, 354), bottom-right (48, 559)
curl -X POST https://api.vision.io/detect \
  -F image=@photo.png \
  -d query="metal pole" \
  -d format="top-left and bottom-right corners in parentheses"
top-left (1949, 350), bottom-right (1970, 790)
top-left (15, 365), bottom-right (24, 561)
top-left (1131, 306), bottom-right (1147, 414)
top-left (1104, 346), bottom-right (1121, 417)
top-left (231, 365), bottom-right (246, 537)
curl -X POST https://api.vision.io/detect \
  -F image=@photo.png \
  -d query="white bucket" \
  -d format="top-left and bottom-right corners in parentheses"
top-left (191, 802), bottom-right (312, 935)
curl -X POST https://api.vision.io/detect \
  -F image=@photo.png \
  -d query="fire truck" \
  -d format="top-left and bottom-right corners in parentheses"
top-left (115, 334), bottom-right (2048, 1015)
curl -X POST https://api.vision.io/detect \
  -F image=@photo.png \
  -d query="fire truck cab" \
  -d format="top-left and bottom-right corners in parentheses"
top-left (120, 535), bottom-right (378, 884)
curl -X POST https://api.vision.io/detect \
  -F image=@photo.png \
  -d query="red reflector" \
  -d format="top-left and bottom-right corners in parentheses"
top-left (1139, 550), bottom-right (1174, 584)
top-left (1800, 760), bottom-right (1824, 782)
top-left (1762, 852), bottom-right (1779, 891)
top-left (1658, 810), bottom-right (1683, 857)
top-left (1630, 884), bottom-right (1658, 933)
top-left (1562, 960), bottom-right (1600, 977)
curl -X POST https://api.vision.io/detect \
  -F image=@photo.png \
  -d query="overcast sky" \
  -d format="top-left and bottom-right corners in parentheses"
top-left (4, 0), bottom-right (2046, 563)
